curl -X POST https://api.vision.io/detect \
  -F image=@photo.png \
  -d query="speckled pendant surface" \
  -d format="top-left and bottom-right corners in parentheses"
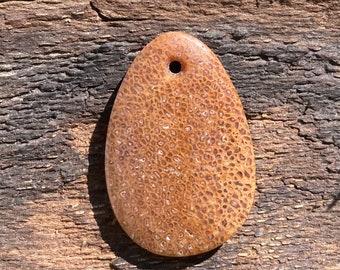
top-left (105, 31), bottom-right (256, 257)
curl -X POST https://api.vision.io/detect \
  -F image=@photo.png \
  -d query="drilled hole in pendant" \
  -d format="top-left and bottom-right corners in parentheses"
top-left (169, 61), bottom-right (182, 74)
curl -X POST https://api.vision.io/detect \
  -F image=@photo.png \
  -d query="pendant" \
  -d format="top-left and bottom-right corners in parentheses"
top-left (105, 31), bottom-right (256, 257)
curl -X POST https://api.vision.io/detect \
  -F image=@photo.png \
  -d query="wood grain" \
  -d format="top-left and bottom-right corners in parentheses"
top-left (0, 0), bottom-right (339, 269)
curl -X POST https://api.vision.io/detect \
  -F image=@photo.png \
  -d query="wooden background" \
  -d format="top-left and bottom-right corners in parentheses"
top-left (0, 0), bottom-right (339, 269)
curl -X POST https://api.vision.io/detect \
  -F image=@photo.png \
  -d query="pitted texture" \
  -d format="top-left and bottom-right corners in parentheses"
top-left (105, 32), bottom-right (256, 257)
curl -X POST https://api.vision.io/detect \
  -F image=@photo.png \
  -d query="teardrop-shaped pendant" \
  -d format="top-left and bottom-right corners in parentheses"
top-left (105, 32), bottom-right (256, 257)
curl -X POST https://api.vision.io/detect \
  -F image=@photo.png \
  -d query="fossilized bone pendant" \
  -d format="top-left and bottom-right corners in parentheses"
top-left (105, 31), bottom-right (256, 257)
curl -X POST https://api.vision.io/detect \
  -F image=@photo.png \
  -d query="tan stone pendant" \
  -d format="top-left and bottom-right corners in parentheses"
top-left (105, 32), bottom-right (256, 257)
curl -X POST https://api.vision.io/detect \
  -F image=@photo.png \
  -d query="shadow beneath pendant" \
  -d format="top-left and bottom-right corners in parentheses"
top-left (110, 242), bottom-right (219, 270)
top-left (87, 80), bottom-right (218, 269)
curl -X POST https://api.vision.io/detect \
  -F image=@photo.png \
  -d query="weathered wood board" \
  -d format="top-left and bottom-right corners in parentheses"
top-left (0, 0), bottom-right (339, 269)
